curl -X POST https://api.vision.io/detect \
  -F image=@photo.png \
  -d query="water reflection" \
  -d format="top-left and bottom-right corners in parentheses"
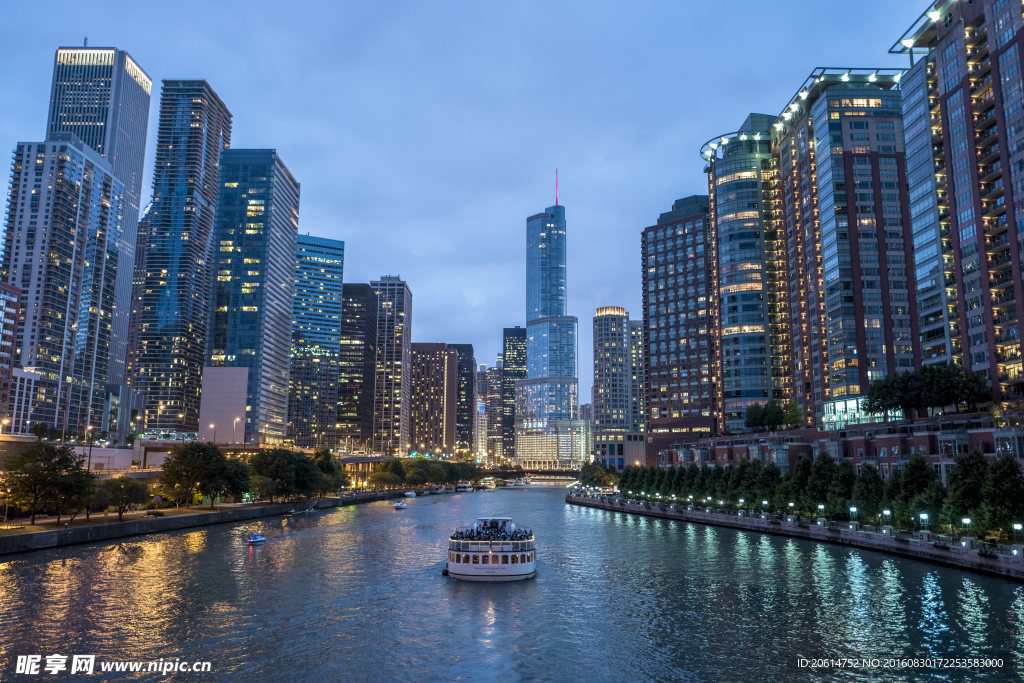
top-left (0, 490), bottom-right (1020, 681)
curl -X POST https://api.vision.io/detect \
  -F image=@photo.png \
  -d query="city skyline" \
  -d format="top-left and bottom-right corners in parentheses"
top-left (0, 1), bottom-right (920, 397)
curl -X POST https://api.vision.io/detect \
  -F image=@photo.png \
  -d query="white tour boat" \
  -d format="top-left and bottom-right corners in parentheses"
top-left (444, 517), bottom-right (536, 582)
top-left (455, 481), bottom-right (472, 493)
top-left (404, 490), bottom-right (417, 498)
top-left (394, 500), bottom-right (407, 509)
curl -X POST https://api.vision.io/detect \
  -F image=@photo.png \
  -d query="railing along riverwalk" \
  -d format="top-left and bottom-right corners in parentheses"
top-left (567, 494), bottom-right (1024, 582)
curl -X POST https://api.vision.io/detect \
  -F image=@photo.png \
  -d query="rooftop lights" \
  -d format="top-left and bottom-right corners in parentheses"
top-left (868, 72), bottom-right (877, 82)
top-left (927, 10), bottom-right (941, 21)
top-left (894, 72), bottom-right (902, 83)
top-left (901, 38), bottom-right (915, 48)
top-left (753, 132), bottom-right (760, 140)
top-left (841, 72), bottom-right (850, 82)
top-left (799, 90), bottom-right (808, 100)
top-left (721, 136), bottom-right (729, 145)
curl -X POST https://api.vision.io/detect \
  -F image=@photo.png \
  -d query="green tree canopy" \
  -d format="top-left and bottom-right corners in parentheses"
top-left (98, 477), bottom-right (151, 521)
top-left (5, 442), bottom-right (85, 524)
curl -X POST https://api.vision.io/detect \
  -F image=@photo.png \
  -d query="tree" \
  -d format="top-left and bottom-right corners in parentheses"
top-left (852, 464), bottom-right (883, 522)
top-left (249, 475), bottom-right (278, 503)
top-left (161, 442), bottom-right (233, 509)
top-left (53, 467), bottom-right (96, 524)
top-left (219, 459), bottom-right (251, 502)
top-left (376, 458), bottom-right (405, 482)
top-left (314, 449), bottom-right (348, 494)
top-left (807, 453), bottom-right (836, 515)
top-left (369, 471), bottom-right (400, 488)
top-left (980, 452), bottom-right (1024, 534)
top-left (941, 448), bottom-right (988, 529)
top-left (827, 460), bottom-right (856, 517)
top-left (99, 478), bottom-right (150, 521)
top-left (745, 404), bottom-right (764, 431)
top-left (783, 399), bottom-right (802, 429)
top-left (5, 442), bottom-right (83, 524)
top-left (761, 401), bottom-right (785, 432)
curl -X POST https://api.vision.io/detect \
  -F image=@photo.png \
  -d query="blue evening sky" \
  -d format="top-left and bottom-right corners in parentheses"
top-left (0, 0), bottom-right (926, 398)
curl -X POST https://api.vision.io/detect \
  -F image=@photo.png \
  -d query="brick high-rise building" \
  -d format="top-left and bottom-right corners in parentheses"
top-left (894, 0), bottom-right (1024, 398)
top-left (410, 342), bottom-right (457, 454)
top-left (641, 196), bottom-right (716, 456)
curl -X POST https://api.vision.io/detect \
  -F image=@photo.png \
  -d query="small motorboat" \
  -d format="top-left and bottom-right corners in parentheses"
top-left (394, 500), bottom-right (407, 509)
top-left (248, 534), bottom-right (266, 544)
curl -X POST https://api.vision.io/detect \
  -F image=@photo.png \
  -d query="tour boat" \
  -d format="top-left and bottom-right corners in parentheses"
top-left (455, 481), bottom-right (472, 493)
top-left (444, 517), bottom-right (536, 582)
top-left (480, 478), bottom-right (497, 490)
top-left (404, 490), bottom-right (417, 498)
top-left (394, 500), bottom-right (407, 509)
top-left (248, 534), bottom-right (266, 544)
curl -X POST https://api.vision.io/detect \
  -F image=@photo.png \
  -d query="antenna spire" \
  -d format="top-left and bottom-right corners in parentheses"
top-left (555, 168), bottom-right (559, 205)
top-left (84, 37), bottom-right (88, 47)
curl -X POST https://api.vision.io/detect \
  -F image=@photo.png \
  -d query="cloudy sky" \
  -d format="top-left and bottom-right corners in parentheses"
top-left (0, 0), bottom-right (925, 397)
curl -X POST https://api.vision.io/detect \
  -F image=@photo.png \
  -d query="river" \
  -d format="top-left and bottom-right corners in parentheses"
top-left (1, 487), bottom-right (1022, 681)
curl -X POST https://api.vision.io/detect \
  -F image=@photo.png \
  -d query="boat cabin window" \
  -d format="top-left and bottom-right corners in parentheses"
top-left (501, 554), bottom-right (509, 564)
top-left (462, 554), bottom-right (469, 564)
top-left (482, 554), bottom-right (489, 565)
top-left (511, 554), bottom-right (518, 564)
top-left (520, 554), bottom-right (527, 563)
top-left (472, 554), bottom-right (479, 565)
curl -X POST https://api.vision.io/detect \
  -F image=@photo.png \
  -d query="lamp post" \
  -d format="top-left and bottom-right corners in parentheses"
top-left (817, 503), bottom-right (825, 516)
top-left (210, 424), bottom-right (216, 444)
top-left (883, 509), bottom-right (891, 524)
top-left (3, 487), bottom-right (9, 525)
top-left (233, 417), bottom-right (240, 444)
top-left (849, 506), bottom-right (857, 521)
top-left (962, 517), bottom-right (971, 535)
top-left (86, 425), bottom-right (95, 471)
top-left (919, 512), bottom-right (929, 530)
top-left (177, 414), bottom-right (184, 442)
top-left (1, 417), bottom-right (8, 435)
top-left (1014, 522), bottom-right (1023, 543)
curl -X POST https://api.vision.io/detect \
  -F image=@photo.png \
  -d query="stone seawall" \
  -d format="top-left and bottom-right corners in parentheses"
top-left (0, 491), bottom-right (393, 557)
top-left (567, 495), bottom-right (1024, 582)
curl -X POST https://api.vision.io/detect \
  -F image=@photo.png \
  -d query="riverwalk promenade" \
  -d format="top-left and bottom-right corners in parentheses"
top-left (567, 493), bottom-right (1024, 582)
top-left (0, 490), bottom-right (399, 556)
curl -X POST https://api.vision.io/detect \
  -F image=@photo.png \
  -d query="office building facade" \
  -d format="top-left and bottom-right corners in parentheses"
top-left (449, 343), bottom-right (477, 456)
top-left (132, 80), bottom-right (232, 435)
top-left (592, 307), bottom-right (634, 432)
top-left (207, 149), bottom-right (299, 445)
top-left (337, 283), bottom-right (377, 452)
top-left (371, 276), bottom-right (412, 455)
top-left (287, 235), bottom-right (344, 449)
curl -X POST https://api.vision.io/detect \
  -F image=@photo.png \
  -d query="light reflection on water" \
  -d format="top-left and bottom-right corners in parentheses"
top-left (0, 489), bottom-right (1021, 681)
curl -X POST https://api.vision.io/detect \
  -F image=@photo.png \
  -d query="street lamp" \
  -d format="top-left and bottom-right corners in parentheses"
top-left (962, 517), bottom-right (971, 534)
top-left (883, 509), bottom-right (891, 522)
top-left (817, 503), bottom-right (825, 514)
top-left (233, 416), bottom-right (240, 444)
top-left (210, 424), bottom-right (216, 444)
top-left (919, 512), bottom-right (929, 529)
top-left (1, 417), bottom-right (9, 435)
top-left (3, 487), bottom-right (9, 524)
top-left (86, 425), bottom-right (95, 471)
top-left (849, 506), bottom-right (857, 521)
top-left (177, 414), bottom-right (185, 442)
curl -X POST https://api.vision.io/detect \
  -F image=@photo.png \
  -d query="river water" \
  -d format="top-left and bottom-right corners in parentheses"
top-left (1, 487), bottom-right (1022, 681)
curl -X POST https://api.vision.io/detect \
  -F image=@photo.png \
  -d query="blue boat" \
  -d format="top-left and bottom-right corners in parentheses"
top-left (248, 534), bottom-right (266, 544)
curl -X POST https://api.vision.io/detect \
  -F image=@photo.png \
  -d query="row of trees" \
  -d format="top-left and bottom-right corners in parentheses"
top-left (366, 458), bottom-right (481, 488)
top-left (159, 444), bottom-right (349, 507)
top-left (863, 363), bottom-right (992, 419)
top-left (2, 442), bottom-right (151, 523)
top-left (744, 399), bottom-right (802, 432)
top-left (615, 449), bottom-right (1024, 537)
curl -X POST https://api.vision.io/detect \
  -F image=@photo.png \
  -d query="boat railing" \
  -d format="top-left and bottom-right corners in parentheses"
top-left (448, 538), bottom-right (535, 552)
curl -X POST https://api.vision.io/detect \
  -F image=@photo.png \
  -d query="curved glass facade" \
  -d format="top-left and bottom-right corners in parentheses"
top-left (704, 115), bottom-right (777, 433)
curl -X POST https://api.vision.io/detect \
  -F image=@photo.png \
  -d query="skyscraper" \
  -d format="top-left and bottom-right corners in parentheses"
top-left (132, 80), bottom-right (231, 435)
top-left (337, 283), bottom-right (377, 452)
top-left (288, 235), bottom-right (345, 449)
top-left (2, 134), bottom-right (125, 432)
top-left (771, 68), bottom-right (916, 429)
top-left (592, 307), bottom-right (633, 432)
top-left (372, 276), bottom-right (412, 455)
top-left (47, 46), bottom-right (152, 385)
top-left (448, 343), bottom-right (477, 456)
top-left (501, 326), bottom-right (526, 459)
top-left (515, 201), bottom-right (589, 469)
top-left (894, 1), bottom-right (1023, 398)
top-left (702, 115), bottom-right (790, 433)
top-left (206, 149), bottom-right (299, 445)
top-left (628, 319), bottom-right (645, 432)
top-left (484, 359), bottom-right (504, 460)
top-left (641, 196), bottom-right (716, 454)
top-left (410, 342), bottom-right (457, 454)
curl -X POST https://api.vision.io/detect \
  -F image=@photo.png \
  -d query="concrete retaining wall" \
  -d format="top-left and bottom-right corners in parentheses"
top-left (0, 491), bottom-right (393, 557)
top-left (567, 495), bottom-right (1024, 582)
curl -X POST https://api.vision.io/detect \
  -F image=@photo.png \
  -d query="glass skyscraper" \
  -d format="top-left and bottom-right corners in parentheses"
top-left (207, 149), bottom-right (300, 445)
top-left (515, 202), bottom-right (588, 469)
top-left (131, 80), bottom-right (232, 435)
top-left (47, 47), bottom-right (152, 386)
top-left (337, 283), bottom-right (377, 452)
top-left (371, 276), bottom-right (412, 455)
top-left (289, 235), bottom-right (345, 449)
